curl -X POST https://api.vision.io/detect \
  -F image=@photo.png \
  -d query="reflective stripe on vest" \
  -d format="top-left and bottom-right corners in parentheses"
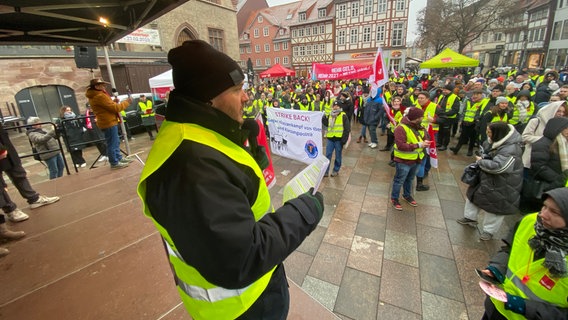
top-left (323, 99), bottom-right (334, 116)
top-left (492, 213), bottom-right (568, 319)
top-left (137, 121), bottom-right (275, 319)
top-left (139, 100), bottom-right (154, 117)
top-left (463, 100), bottom-right (480, 123)
top-left (327, 112), bottom-right (345, 138)
top-left (478, 98), bottom-right (491, 115)
top-left (489, 111), bottom-right (508, 123)
top-left (420, 102), bottom-right (438, 131)
top-left (393, 123), bottom-right (425, 160)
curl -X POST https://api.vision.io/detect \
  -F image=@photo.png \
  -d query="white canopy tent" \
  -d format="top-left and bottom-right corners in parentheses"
top-left (148, 69), bottom-right (174, 100)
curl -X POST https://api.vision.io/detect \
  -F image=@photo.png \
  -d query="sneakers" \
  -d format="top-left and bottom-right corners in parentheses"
top-left (391, 198), bottom-right (402, 211)
top-left (98, 156), bottom-right (108, 162)
top-left (479, 232), bottom-right (493, 241)
top-left (369, 143), bottom-right (378, 149)
top-left (30, 195), bottom-right (60, 209)
top-left (457, 217), bottom-right (478, 227)
top-left (7, 209), bottom-right (29, 222)
top-left (403, 196), bottom-right (418, 207)
top-left (324, 172), bottom-right (329, 177)
top-left (330, 172), bottom-right (338, 177)
top-left (80, 163), bottom-right (87, 168)
top-left (120, 157), bottom-right (134, 164)
top-left (111, 162), bottom-right (129, 170)
top-left (0, 224), bottom-right (26, 240)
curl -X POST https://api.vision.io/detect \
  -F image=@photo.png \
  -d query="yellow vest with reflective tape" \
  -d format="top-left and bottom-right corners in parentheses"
top-left (394, 123), bottom-right (425, 160)
top-left (492, 213), bottom-right (568, 319)
top-left (463, 100), bottom-right (480, 123)
top-left (442, 93), bottom-right (458, 119)
top-left (326, 112), bottom-right (345, 138)
top-left (137, 121), bottom-right (275, 320)
top-left (420, 102), bottom-right (438, 131)
top-left (138, 100), bottom-right (154, 117)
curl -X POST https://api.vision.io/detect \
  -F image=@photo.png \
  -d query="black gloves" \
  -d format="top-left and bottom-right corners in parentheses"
top-left (301, 187), bottom-right (324, 219)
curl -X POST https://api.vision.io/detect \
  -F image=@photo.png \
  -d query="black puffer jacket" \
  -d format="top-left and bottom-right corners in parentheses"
top-left (467, 124), bottom-right (524, 214)
top-left (530, 117), bottom-right (568, 189)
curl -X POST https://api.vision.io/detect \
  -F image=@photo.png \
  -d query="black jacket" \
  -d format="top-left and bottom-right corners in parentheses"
top-left (0, 123), bottom-right (23, 171)
top-left (530, 117), bottom-right (568, 189)
top-left (144, 91), bottom-right (322, 291)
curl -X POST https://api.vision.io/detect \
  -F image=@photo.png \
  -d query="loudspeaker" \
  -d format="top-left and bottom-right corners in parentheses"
top-left (74, 46), bottom-right (98, 69)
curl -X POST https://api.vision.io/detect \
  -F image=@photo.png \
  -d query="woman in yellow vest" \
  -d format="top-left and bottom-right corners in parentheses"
top-left (478, 96), bottom-right (510, 144)
top-left (390, 107), bottom-right (431, 211)
top-left (480, 187), bottom-right (568, 319)
top-left (138, 40), bottom-right (324, 319)
top-left (322, 101), bottom-right (350, 177)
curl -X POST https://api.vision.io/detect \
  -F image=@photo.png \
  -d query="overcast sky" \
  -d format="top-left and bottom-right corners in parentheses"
top-left (265, 0), bottom-right (427, 42)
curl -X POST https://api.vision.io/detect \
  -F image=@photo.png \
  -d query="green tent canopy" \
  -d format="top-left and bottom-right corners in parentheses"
top-left (420, 48), bottom-right (479, 69)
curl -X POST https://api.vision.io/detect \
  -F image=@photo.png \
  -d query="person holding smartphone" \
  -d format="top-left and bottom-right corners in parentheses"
top-left (390, 107), bottom-right (431, 211)
top-left (479, 187), bottom-right (568, 319)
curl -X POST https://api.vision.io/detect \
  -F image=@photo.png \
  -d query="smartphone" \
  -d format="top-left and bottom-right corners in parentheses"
top-left (475, 269), bottom-right (500, 285)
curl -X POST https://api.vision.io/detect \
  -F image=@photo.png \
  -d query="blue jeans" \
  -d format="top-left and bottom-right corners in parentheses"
top-left (359, 125), bottom-right (367, 138)
top-left (391, 162), bottom-right (419, 200)
top-left (416, 154), bottom-right (431, 178)
top-left (368, 125), bottom-right (378, 143)
top-left (325, 139), bottom-right (343, 174)
top-left (45, 154), bottom-right (64, 179)
top-left (102, 125), bottom-right (122, 165)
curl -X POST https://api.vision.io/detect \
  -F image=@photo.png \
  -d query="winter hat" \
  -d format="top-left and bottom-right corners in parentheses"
top-left (542, 187), bottom-right (568, 224)
top-left (549, 80), bottom-right (560, 92)
top-left (495, 96), bottom-right (509, 105)
top-left (492, 84), bottom-right (505, 92)
top-left (517, 90), bottom-right (531, 99)
top-left (444, 84), bottom-right (455, 91)
top-left (406, 107), bottom-right (424, 121)
top-left (168, 40), bottom-right (244, 102)
top-left (87, 78), bottom-right (110, 88)
top-left (497, 76), bottom-right (505, 83)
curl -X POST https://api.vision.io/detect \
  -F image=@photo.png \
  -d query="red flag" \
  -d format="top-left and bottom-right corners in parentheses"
top-left (392, 66), bottom-right (399, 79)
top-left (382, 99), bottom-right (396, 126)
top-left (369, 45), bottom-right (388, 98)
top-left (427, 124), bottom-right (438, 168)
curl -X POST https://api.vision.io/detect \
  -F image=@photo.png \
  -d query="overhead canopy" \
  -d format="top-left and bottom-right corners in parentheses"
top-left (259, 64), bottom-right (296, 78)
top-left (0, 1), bottom-right (188, 45)
top-left (149, 69), bottom-right (174, 100)
top-left (420, 48), bottom-right (479, 69)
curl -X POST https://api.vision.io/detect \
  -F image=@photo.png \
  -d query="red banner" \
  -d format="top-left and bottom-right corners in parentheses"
top-left (312, 63), bottom-right (372, 80)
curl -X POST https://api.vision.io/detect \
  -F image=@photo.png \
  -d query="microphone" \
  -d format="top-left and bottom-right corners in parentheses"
top-left (242, 118), bottom-right (260, 156)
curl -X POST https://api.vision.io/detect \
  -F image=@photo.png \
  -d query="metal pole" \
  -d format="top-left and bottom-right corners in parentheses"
top-left (103, 46), bottom-right (131, 155)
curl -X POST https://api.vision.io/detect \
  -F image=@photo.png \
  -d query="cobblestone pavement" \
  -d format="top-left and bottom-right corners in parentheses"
top-left (0, 123), bottom-right (521, 319)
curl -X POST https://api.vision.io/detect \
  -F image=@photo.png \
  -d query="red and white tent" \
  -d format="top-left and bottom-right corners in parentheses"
top-left (259, 64), bottom-right (296, 78)
top-left (148, 69), bottom-right (174, 100)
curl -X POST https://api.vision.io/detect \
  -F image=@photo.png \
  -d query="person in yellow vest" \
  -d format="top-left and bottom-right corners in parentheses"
top-left (322, 100), bottom-right (350, 177)
top-left (436, 84), bottom-right (460, 151)
top-left (450, 89), bottom-right (484, 156)
top-left (137, 40), bottom-right (324, 319)
top-left (295, 95), bottom-right (313, 111)
top-left (138, 94), bottom-right (156, 140)
top-left (479, 187), bottom-right (568, 319)
top-left (510, 90), bottom-right (535, 133)
top-left (478, 96), bottom-right (510, 144)
top-left (390, 107), bottom-right (431, 210)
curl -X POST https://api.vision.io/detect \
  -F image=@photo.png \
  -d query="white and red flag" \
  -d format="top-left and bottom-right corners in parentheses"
top-left (369, 45), bottom-right (388, 98)
top-left (392, 66), bottom-right (399, 79)
top-left (427, 124), bottom-right (438, 168)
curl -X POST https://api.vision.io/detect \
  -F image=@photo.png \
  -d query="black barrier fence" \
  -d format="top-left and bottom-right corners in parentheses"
top-left (56, 115), bottom-right (107, 170)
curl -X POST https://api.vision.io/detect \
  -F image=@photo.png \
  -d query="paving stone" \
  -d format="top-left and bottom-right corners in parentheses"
top-left (319, 203), bottom-right (337, 228)
top-left (297, 225), bottom-right (327, 256)
top-left (301, 275), bottom-right (340, 311)
top-left (346, 172), bottom-right (370, 187)
top-left (366, 180), bottom-right (391, 196)
top-left (334, 268), bottom-right (380, 320)
top-left (308, 242), bottom-right (349, 285)
top-left (421, 291), bottom-right (468, 320)
top-left (383, 229), bottom-right (418, 267)
top-left (284, 250), bottom-right (314, 286)
top-left (413, 190), bottom-right (442, 207)
top-left (347, 235), bottom-right (383, 276)
top-left (386, 208), bottom-right (417, 235)
top-left (419, 252), bottom-right (464, 302)
top-left (361, 194), bottom-right (389, 217)
top-left (355, 213), bottom-right (386, 242)
top-left (440, 199), bottom-right (466, 220)
top-left (322, 188), bottom-right (344, 208)
top-left (436, 184), bottom-right (465, 201)
top-left (433, 171), bottom-right (460, 187)
top-left (379, 260), bottom-right (421, 314)
top-left (323, 217), bottom-right (357, 249)
top-left (417, 224), bottom-right (454, 259)
top-left (376, 302), bottom-right (421, 320)
top-left (334, 199), bottom-right (362, 223)
top-left (452, 244), bottom-right (490, 307)
top-left (415, 205), bottom-right (447, 230)
top-left (446, 217), bottom-right (487, 250)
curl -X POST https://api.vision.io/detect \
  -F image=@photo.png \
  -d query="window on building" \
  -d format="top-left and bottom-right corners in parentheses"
top-left (320, 43), bottom-right (325, 54)
top-left (256, 59), bottom-right (261, 66)
top-left (265, 44), bottom-right (270, 52)
top-left (391, 23), bottom-right (404, 46)
top-left (292, 29), bottom-right (297, 37)
top-left (243, 33), bottom-right (249, 40)
top-left (338, 29), bottom-right (346, 45)
top-left (298, 28), bottom-right (304, 37)
top-left (350, 28), bottom-right (358, 43)
top-left (320, 25), bottom-right (325, 34)
top-left (364, 0), bottom-right (373, 15)
top-left (307, 44), bottom-right (312, 56)
top-left (274, 43), bottom-right (280, 51)
top-left (255, 44), bottom-right (260, 52)
top-left (286, 13), bottom-right (293, 20)
top-left (396, 0), bottom-right (405, 11)
top-left (293, 46), bottom-right (298, 56)
top-left (363, 26), bottom-right (371, 42)
top-left (283, 56), bottom-right (289, 64)
top-left (263, 27), bottom-right (269, 37)
top-left (240, 47), bottom-right (245, 54)
top-left (376, 24), bottom-right (385, 42)
top-left (265, 58), bottom-right (271, 66)
top-left (562, 20), bottom-right (568, 39)
top-left (352, 2), bottom-right (359, 16)
top-left (208, 28), bottom-right (225, 52)
top-left (337, 3), bottom-right (347, 19)
top-left (313, 26), bottom-right (318, 35)
top-left (246, 46), bottom-right (251, 53)
top-left (279, 29), bottom-right (285, 35)
top-left (318, 8), bottom-right (326, 18)
top-left (254, 28), bottom-right (259, 38)
top-left (493, 33), bottom-right (502, 42)
top-left (275, 57), bottom-right (280, 64)
top-left (559, 0), bottom-right (564, 8)
top-left (377, 0), bottom-right (386, 13)
top-left (306, 27), bottom-right (311, 36)
top-left (299, 12), bottom-right (306, 22)
top-left (552, 21), bottom-right (561, 40)
top-left (258, 16), bottom-right (263, 23)
top-left (283, 42), bottom-right (288, 50)
top-left (299, 46), bottom-right (306, 56)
